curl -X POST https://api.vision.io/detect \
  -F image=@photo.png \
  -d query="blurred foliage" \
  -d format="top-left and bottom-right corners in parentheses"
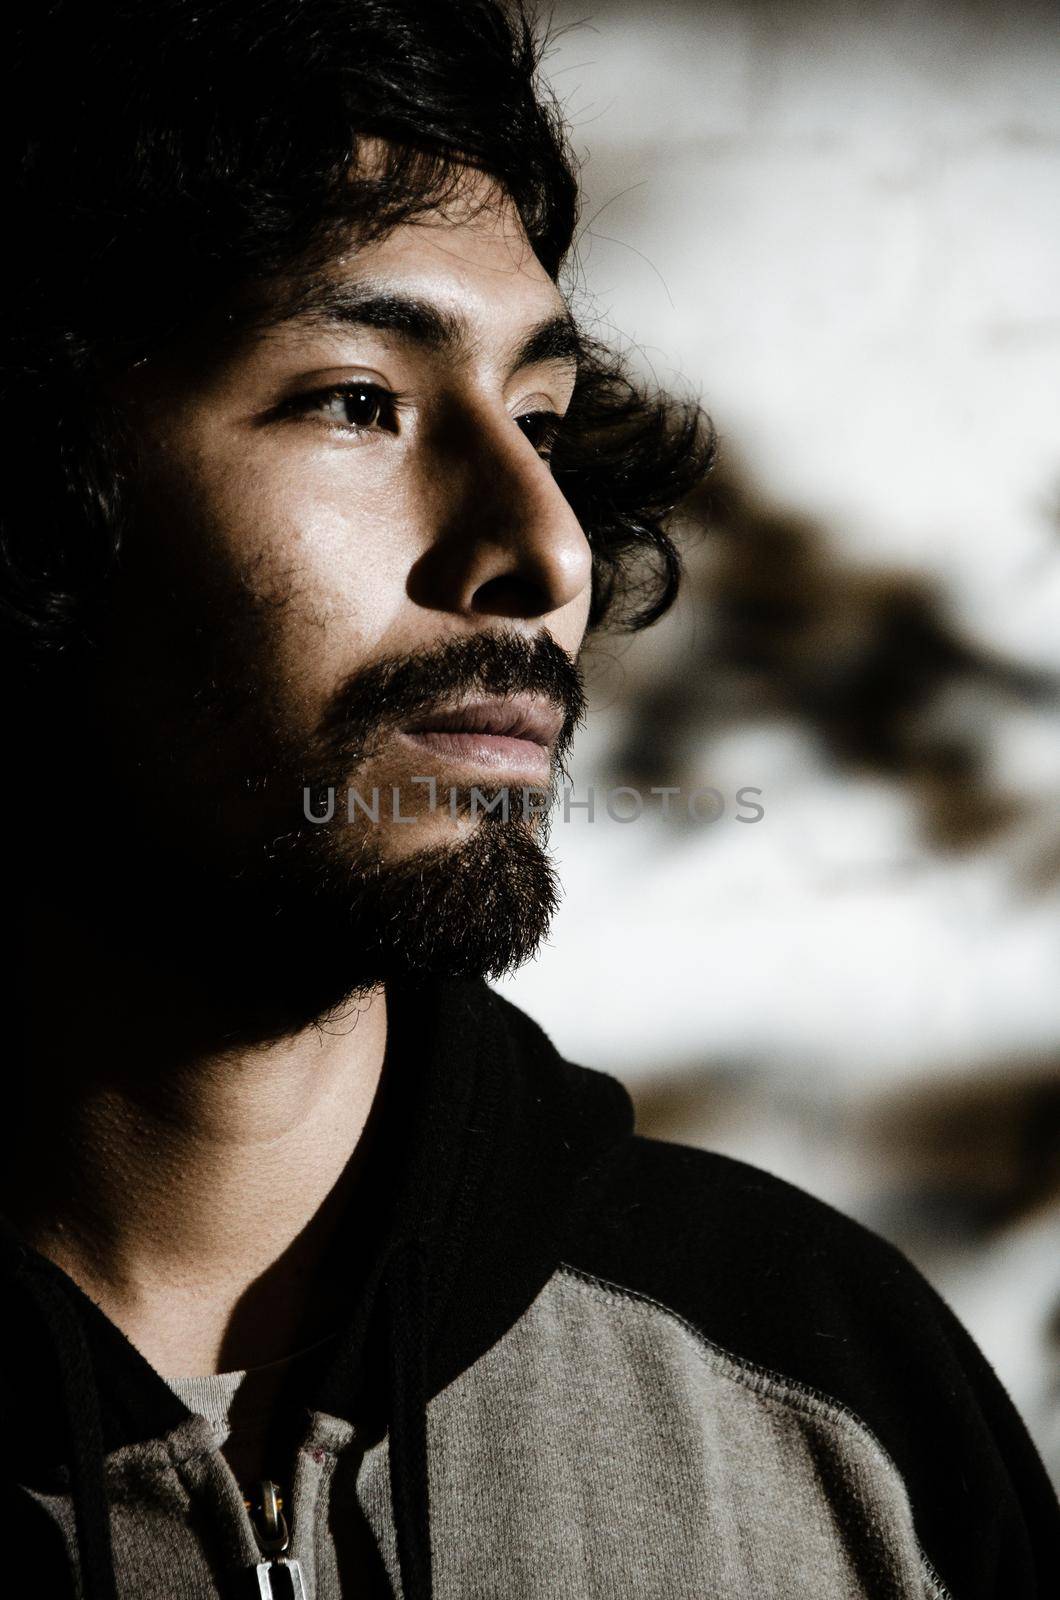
top-left (608, 462), bottom-right (1059, 854)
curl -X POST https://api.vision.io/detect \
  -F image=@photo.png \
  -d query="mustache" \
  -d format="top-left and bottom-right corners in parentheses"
top-left (310, 628), bottom-right (587, 773)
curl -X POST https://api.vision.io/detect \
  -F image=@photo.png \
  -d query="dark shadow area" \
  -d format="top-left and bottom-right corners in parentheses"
top-left (606, 460), bottom-right (1058, 856)
top-left (630, 1052), bottom-right (1060, 1252)
top-left (865, 1060), bottom-right (1060, 1237)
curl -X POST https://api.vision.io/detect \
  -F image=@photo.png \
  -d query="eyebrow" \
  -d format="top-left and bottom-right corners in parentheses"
top-left (276, 282), bottom-right (583, 379)
top-left (509, 313), bottom-right (583, 376)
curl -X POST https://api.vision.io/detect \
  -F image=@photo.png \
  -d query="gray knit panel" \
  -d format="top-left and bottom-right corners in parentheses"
top-left (22, 1269), bottom-right (947, 1597)
top-left (352, 1265), bottom-right (947, 1599)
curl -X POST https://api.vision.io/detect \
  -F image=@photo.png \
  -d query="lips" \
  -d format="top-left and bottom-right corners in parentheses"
top-left (398, 694), bottom-right (563, 780)
top-left (402, 695), bottom-right (564, 748)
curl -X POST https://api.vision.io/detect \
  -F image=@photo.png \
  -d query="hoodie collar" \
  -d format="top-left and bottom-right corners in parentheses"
top-left (3, 975), bottom-right (633, 1462)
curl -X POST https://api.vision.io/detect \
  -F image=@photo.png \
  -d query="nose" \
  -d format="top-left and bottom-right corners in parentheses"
top-left (407, 405), bottom-right (593, 623)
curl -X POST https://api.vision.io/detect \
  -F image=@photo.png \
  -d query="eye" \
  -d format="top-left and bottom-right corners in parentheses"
top-left (289, 380), bottom-right (401, 436)
top-left (515, 409), bottom-right (563, 462)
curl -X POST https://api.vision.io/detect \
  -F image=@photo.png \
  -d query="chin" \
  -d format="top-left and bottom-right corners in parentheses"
top-left (350, 806), bottom-right (482, 867)
top-left (140, 805), bottom-right (560, 1041)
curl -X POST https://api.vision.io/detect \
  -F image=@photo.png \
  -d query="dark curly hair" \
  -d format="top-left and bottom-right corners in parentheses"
top-left (0, 0), bottom-right (714, 674)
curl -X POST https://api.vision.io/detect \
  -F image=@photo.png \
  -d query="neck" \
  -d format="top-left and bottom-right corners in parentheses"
top-left (6, 901), bottom-right (389, 1376)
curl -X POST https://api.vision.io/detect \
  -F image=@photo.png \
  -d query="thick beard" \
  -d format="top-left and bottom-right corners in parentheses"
top-left (256, 801), bottom-right (562, 1023)
top-left (28, 781), bottom-right (562, 1047)
top-left (25, 627), bottom-right (580, 1045)
top-left (192, 629), bottom-right (578, 1036)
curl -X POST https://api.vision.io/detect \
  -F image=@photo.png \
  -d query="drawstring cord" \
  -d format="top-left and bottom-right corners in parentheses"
top-left (12, 1262), bottom-right (118, 1600)
top-left (385, 1241), bottom-right (434, 1600)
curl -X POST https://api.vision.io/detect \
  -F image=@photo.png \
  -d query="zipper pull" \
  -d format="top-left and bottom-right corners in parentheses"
top-left (244, 1480), bottom-right (308, 1600)
top-left (246, 1480), bottom-right (290, 1555)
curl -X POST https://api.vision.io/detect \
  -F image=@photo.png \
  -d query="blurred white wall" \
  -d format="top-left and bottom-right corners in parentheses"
top-left (495, 0), bottom-right (1060, 1483)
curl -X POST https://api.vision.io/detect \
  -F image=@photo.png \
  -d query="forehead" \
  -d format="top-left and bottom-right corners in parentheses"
top-left (268, 178), bottom-right (570, 356)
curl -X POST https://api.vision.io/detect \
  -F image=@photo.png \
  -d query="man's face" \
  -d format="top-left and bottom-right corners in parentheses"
top-left (68, 177), bottom-right (594, 1031)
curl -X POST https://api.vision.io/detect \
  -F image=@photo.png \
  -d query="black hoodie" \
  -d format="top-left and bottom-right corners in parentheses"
top-left (4, 977), bottom-right (1058, 1597)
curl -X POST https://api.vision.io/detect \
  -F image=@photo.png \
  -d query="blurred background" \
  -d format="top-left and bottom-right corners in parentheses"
top-left (494, 0), bottom-right (1060, 1485)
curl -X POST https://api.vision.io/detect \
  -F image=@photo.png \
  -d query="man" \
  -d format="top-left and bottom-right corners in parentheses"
top-left (1, 1), bottom-right (1056, 1597)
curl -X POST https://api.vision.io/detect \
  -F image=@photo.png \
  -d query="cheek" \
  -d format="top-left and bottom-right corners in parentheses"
top-left (180, 441), bottom-right (428, 724)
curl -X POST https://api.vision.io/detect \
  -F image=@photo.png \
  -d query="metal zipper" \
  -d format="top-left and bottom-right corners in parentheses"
top-left (244, 1479), bottom-right (308, 1600)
